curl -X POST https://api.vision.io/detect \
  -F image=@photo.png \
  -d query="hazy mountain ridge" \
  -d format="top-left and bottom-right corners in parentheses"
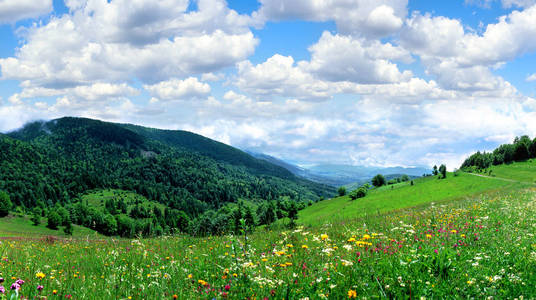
top-left (247, 152), bottom-right (429, 187)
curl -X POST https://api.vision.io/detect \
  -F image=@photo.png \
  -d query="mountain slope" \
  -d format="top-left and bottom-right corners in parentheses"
top-left (1, 117), bottom-right (334, 218)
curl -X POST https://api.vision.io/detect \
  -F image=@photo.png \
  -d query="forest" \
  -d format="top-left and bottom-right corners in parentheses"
top-left (0, 117), bottom-right (334, 237)
top-left (461, 135), bottom-right (536, 170)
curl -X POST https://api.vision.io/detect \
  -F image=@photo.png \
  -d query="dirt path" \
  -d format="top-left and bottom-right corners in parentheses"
top-left (466, 172), bottom-right (534, 185)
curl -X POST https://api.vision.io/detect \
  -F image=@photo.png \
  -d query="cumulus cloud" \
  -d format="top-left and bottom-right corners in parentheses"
top-left (400, 7), bottom-right (536, 92)
top-left (527, 73), bottom-right (536, 81)
top-left (144, 77), bottom-right (211, 101)
top-left (0, 0), bottom-right (52, 24)
top-left (256, 0), bottom-right (408, 37)
top-left (0, 0), bottom-right (258, 88)
top-left (306, 31), bottom-right (413, 84)
top-left (235, 55), bottom-right (332, 100)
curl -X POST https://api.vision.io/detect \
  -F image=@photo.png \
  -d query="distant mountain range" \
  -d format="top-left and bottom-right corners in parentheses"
top-left (247, 152), bottom-right (430, 187)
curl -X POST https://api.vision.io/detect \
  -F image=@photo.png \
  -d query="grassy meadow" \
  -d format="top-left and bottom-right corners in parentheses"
top-left (1, 187), bottom-right (535, 299)
top-left (297, 171), bottom-right (523, 226)
top-left (1, 168), bottom-right (536, 299)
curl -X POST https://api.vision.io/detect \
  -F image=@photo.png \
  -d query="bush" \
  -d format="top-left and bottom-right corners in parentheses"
top-left (349, 186), bottom-right (367, 200)
top-left (338, 187), bottom-right (346, 196)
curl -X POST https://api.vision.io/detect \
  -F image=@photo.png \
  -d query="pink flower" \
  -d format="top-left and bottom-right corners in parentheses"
top-left (224, 284), bottom-right (230, 291)
top-left (37, 285), bottom-right (44, 292)
top-left (434, 249), bottom-right (438, 254)
top-left (10, 283), bottom-right (20, 291)
top-left (0, 286), bottom-right (5, 294)
top-left (15, 279), bottom-right (24, 286)
top-left (0, 278), bottom-right (4, 283)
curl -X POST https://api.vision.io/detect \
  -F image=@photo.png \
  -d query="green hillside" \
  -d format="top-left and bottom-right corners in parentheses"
top-left (0, 117), bottom-right (334, 237)
top-left (298, 171), bottom-right (526, 226)
top-left (0, 215), bottom-right (99, 237)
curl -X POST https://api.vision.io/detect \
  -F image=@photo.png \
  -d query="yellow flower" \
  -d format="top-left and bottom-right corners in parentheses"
top-left (426, 234), bottom-right (432, 239)
top-left (347, 237), bottom-right (356, 242)
top-left (286, 244), bottom-right (294, 248)
top-left (362, 234), bottom-right (371, 240)
top-left (451, 230), bottom-right (457, 234)
top-left (461, 234), bottom-right (466, 238)
top-left (36, 272), bottom-right (46, 279)
top-left (348, 289), bottom-right (357, 298)
top-left (187, 274), bottom-right (193, 279)
top-left (321, 234), bottom-right (329, 240)
top-left (198, 279), bottom-right (208, 286)
top-left (301, 245), bottom-right (309, 249)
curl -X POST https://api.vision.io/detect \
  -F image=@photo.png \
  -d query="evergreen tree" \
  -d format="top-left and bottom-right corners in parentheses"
top-left (439, 164), bottom-right (447, 179)
top-left (63, 217), bottom-right (74, 235)
top-left (47, 210), bottom-right (61, 230)
top-left (287, 202), bottom-right (298, 228)
top-left (31, 207), bottom-right (42, 226)
top-left (337, 186), bottom-right (346, 196)
top-left (0, 190), bottom-right (11, 217)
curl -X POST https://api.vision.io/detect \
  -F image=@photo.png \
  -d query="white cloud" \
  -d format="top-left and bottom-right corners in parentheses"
top-left (257, 0), bottom-right (408, 37)
top-left (527, 73), bottom-right (536, 81)
top-left (144, 77), bottom-right (211, 101)
top-left (501, 0), bottom-right (536, 8)
top-left (400, 7), bottom-right (536, 92)
top-left (0, 0), bottom-right (258, 88)
top-left (306, 31), bottom-right (412, 84)
top-left (0, 0), bottom-right (52, 24)
top-left (235, 55), bottom-right (332, 100)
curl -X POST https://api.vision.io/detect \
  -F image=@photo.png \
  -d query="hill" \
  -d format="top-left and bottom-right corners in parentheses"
top-left (0, 117), bottom-right (335, 237)
top-left (298, 171), bottom-right (526, 226)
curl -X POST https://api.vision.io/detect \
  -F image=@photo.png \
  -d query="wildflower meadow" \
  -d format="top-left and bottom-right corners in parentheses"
top-left (1, 188), bottom-right (535, 299)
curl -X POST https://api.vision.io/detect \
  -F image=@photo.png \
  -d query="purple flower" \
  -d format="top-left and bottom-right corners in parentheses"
top-left (10, 283), bottom-right (20, 291)
top-left (37, 285), bottom-right (44, 292)
top-left (0, 286), bottom-right (5, 294)
top-left (0, 277), bottom-right (4, 283)
top-left (15, 279), bottom-right (24, 286)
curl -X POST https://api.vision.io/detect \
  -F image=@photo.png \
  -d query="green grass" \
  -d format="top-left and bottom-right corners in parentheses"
top-left (485, 159), bottom-right (536, 183)
top-left (81, 189), bottom-right (166, 213)
top-left (1, 188), bottom-right (535, 299)
top-left (0, 214), bottom-right (99, 237)
top-left (298, 172), bottom-right (521, 226)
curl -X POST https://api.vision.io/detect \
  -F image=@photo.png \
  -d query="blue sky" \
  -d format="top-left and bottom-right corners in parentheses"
top-left (1, 0), bottom-right (536, 169)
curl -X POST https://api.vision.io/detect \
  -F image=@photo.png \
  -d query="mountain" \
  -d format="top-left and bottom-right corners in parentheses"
top-left (0, 117), bottom-right (335, 236)
top-left (246, 152), bottom-right (429, 187)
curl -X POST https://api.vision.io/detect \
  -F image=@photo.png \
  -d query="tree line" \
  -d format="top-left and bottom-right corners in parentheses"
top-left (461, 135), bottom-right (536, 170)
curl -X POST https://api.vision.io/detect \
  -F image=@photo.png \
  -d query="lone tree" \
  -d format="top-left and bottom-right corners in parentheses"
top-left (372, 174), bottom-right (386, 187)
top-left (47, 210), bottom-right (61, 230)
top-left (31, 207), bottom-right (42, 226)
top-left (0, 190), bottom-right (11, 217)
top-left (439, 164), bottom-right (447, 179)
top-left (287, 202), bottom-right (298, 228)
top-left (338, 186), bottom-right (346, 196)
top-left (433, 165), bottom-right (438, 175)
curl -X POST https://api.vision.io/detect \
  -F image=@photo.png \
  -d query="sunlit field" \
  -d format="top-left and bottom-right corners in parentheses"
top-left (2, 187), bottom-right (535, 299)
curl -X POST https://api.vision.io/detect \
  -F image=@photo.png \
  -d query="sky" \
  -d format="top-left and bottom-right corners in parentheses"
top-left (1, 0), bottom-right (536, 169)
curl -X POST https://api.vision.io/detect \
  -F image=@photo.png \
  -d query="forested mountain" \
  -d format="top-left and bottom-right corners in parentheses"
top-left (0, 117), bottom-right (334, 236)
